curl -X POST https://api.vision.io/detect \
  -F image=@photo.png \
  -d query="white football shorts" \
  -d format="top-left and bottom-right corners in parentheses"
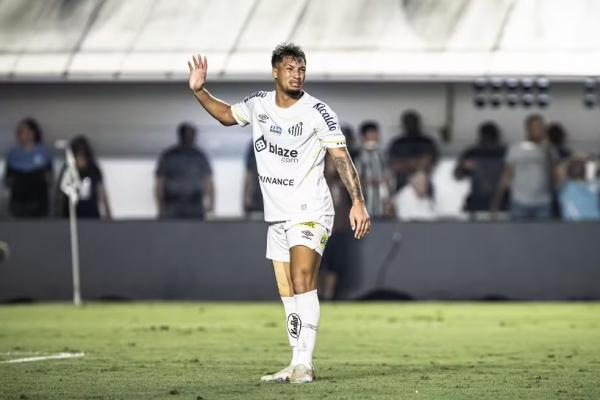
top-left (266, 215), bottom-right (334, 262)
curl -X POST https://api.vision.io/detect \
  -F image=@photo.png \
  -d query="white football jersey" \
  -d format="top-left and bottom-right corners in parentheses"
top-left (231, 90), bottom-right (346, 222)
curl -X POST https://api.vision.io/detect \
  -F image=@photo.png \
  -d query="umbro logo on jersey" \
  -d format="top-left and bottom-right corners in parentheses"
top-left (270, 125), bottom-right (282, 135)
top-left (258, 114), bottom-right (269, 123)
top-left (288, 122), bottom-right (303, 136)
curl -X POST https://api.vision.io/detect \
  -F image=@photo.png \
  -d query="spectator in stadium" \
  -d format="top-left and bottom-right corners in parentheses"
top-left (320, 125), bottom-right (356, 300)
top-left (354, 121), bottom-right (393, 218)
top-left (341, 123), bottom-right (360, 161)
top-left (454, 121), bottom-right (508, 215)
top-left (56, 135), bottom-right (112, 219)
top-left (387, 110), bottom-right (439, 192)
top-left (492, 114), bottom-right (553, 220)
top-left (3, 118), bottom-right (53, 218)
top-left (558, 156), bottom-right (600, 221)
top-left (393, 170), bottom-right (437, 221)
top-left (155, 122), bottom-right (214, 219)
top-left (547, 123), bottom-right (572, 162)
top-left (547, 123), bottom-right (573, 218)
top-left (243, 140), bottom-right (263, 219)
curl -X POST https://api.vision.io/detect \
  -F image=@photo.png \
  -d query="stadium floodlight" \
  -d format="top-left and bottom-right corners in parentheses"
top-left (583, 77), bottom-right (596, 92)
top-left (473, 93), bottom-right (486, 108)
top-left (535, 77), bottom-right (550, 92)
top-left (473, 78), bottom-right (487, 92)
top-left (490, 93), bottom-right (502, 108)
top-left (505, 78), bottom-right (519, 91)
top-left (521, 93), bottom-right (535, 107)
top-left (537, 93), bottom-right (550, 108)
top-left (520, 78), bottom-right (534, 91)
top-left (583, 93), bottom-right (597, 109)
top-left (56, 140), bottom-right (83, 306)
top-left (506, 93), bottom-right (519, 107)
top-left (490, 77), bottom-right (503, 92)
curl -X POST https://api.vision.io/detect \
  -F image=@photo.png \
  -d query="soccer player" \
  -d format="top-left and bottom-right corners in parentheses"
top-left (188, 43), bottom-right (371, 383)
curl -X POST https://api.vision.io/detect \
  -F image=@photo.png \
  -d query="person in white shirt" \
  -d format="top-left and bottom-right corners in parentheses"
top-left (187, 43), bottom-right (370, 384)
top-left (394, 170), bottom-right (438, 221)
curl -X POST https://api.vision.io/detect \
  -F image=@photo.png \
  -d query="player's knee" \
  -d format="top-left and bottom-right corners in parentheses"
top-left (291, 274), bottom-right (312, 294)
top-left (276, 280), bottom-right (294, 297)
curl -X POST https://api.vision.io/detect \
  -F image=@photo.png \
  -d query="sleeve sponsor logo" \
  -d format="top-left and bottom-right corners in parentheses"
top-left (258, 174), bottom-right (295, 186)
top-left (313, 103), bottom-right (338, 131)
top-left (244, 91), bottom-right (267, 103)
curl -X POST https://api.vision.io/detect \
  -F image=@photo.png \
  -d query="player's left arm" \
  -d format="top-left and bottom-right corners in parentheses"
top-left (327, 147), bottom-right (371, 239)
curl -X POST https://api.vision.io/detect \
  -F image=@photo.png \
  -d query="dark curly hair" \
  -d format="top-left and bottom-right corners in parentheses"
top-left (271, 43), bottom-right (306, 67)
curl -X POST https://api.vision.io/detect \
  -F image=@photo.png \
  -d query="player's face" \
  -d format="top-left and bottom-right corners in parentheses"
top-left (273, 56), bottom-right (306, 95)
top-left (16, 123), bottom-right (35, 146)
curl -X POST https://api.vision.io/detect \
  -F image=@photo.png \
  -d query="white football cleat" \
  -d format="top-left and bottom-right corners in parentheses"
top-left (260, 365), bottom-right (294, 383)
top-left (289, 364), bottom-right (315, 384)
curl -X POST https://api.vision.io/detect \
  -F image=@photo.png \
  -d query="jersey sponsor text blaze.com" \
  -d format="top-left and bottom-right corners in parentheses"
top-left (255, 136), bottom-right (299, 163)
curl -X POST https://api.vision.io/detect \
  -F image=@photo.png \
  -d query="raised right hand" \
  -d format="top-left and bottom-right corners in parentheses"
top-left (188, 54), bottom-right (207, 93)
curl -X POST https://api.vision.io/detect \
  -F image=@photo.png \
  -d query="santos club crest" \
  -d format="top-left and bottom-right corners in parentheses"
top-left (288, 122), bottom-right (303, 136)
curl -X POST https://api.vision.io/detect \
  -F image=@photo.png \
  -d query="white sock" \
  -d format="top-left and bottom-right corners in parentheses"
top-left (294, 289), bottom-right (320, 368)
top-left (281, 296), bottom-right (300, 365)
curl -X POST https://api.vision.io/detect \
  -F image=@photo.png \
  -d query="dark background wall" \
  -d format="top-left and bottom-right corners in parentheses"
top-left (1, 221), bottom-right (598, 302)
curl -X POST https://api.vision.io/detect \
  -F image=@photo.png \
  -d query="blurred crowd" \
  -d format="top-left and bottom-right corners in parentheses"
top-left (2, 112), bottom-right (600, 224)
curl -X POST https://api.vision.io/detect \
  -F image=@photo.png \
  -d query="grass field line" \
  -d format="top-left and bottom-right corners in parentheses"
top-left (0, 352), bottom-right (85, 364)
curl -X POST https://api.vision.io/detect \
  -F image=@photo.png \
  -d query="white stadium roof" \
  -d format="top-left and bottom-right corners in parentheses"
top-left (1, 0), bottom-right (600, 81)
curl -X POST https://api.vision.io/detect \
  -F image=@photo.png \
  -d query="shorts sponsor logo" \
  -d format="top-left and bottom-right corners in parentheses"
top-left (258, 174), bottom-right (294, 186)
top-left (288, 122), bottom-right (303, 136)
top-left (270, 125), bottom-right (282, 135)
top-left (320, 233), bottom-right (329, 248)
top-left (287, 313), bottom-right (301, 339)
top-left (258, 114), bottom-right (269, 123)
top-left (313, 103), bottom-right (337, 131)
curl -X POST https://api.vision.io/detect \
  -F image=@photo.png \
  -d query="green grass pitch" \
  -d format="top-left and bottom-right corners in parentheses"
top-left (1, 302), bottom-right (599, 399)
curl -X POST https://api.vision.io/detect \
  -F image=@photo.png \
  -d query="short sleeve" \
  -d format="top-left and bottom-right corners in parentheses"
top-left (231, 101), bottom-right (251, 126)
top-left (231, 91), bottom-right (267, 126)
top-left (313, 102), bottom-right (346, 148)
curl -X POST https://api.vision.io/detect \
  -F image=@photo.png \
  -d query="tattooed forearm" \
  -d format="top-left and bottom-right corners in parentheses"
top-left (333, 152), bottom-right (364, 203)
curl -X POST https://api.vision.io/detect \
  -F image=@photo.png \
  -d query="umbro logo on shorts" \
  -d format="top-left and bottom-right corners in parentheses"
top-left (301, 230), bottom-right (314, 240)
top-left (288, 122), bottom-right (303, 136)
